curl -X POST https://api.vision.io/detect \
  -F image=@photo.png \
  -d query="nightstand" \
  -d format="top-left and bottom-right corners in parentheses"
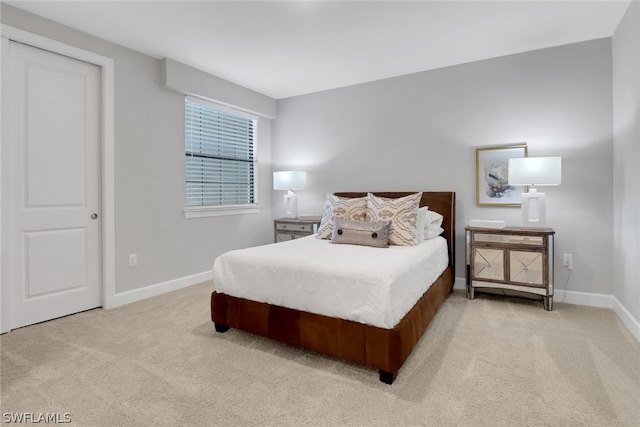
top-left (274, 218), bottom-right (320, 243)
top-left (465, 226), bottom-right (555, 310)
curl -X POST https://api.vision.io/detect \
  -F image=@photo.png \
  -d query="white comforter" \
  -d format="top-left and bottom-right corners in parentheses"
top-left (212, 235), bottom-right (449, 329)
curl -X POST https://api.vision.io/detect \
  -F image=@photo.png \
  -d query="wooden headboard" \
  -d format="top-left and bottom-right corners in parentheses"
top-left (334, 192), bottom-right (456, 268)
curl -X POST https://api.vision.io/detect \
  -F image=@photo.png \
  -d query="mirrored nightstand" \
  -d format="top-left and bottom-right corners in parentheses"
top-left (274, 218), bottom-right (320, 243)
top-left (465, 226), bottom-right (555, 310)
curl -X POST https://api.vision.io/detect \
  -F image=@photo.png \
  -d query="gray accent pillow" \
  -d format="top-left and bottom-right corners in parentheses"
top-left (331, 218), bottom-right (391, 248)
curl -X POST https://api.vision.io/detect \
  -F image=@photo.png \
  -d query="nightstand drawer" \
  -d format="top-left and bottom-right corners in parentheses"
top-left (276, 222), bottom-right (313, 232)
top-left (474, 233), bottom-right (543, 246)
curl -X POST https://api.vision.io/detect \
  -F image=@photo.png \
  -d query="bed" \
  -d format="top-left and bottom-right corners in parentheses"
top-left (211, 191), bottom-right (456, 384)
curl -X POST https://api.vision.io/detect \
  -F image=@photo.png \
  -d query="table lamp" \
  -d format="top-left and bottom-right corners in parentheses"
top-left (508, 157), bottom-right (561, 228)
top-left (273, 171), bottom-right (307, 219)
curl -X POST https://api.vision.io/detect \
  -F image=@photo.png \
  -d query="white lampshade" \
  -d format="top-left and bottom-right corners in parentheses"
top-left (273, 171), bottom-right (307, 191)
top-left (273, 171), bottom-right (306, 219)
top-left (508, 157), bottom-right (562, 186)
top-left (508, 157), bottom-right (562, 229)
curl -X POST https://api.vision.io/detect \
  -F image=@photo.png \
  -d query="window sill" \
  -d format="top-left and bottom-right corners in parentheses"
top-left (184, 204), bottom-right (260, 219)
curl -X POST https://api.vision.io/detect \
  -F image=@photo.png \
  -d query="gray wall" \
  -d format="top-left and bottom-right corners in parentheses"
top-left (273, 39), bottom-right (615, 296)
top-left (3, 3), bottom-right (627, 316)
top-left (1, 5), bottom-right (276, 294)
top-left (613, 1), bottom-right (640, 322)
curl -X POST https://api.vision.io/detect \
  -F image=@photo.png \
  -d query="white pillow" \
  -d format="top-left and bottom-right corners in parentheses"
top-left (425, 226), bottom-right (444, 240)
top-left (424, 209), bottom-right (444, 231)
top-left (418, 209), bottom-right (444, 241)
top-left (416, 206), bottom-right (429, 243)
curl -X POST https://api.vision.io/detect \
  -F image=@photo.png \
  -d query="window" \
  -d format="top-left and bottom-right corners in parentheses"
top-left (184, 96), bottom-right (258, 216)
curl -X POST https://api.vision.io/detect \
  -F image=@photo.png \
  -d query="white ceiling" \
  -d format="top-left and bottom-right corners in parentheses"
top-left (6, 1), bottom-right (632, 99)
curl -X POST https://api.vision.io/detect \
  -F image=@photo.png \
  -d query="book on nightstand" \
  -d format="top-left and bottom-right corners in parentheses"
top-left (299, 214), bottom-right (322, 222)
top-left (468, 219), bottom-right (506, 229)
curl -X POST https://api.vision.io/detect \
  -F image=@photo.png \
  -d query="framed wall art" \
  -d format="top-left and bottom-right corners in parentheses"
top-left (476, 144), bottom-right (528, 206)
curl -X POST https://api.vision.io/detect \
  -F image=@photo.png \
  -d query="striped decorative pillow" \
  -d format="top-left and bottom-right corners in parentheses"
top-left (316, 194), bottom-right (368, 239)
top-left (367, 192), bottom-right (423, 246)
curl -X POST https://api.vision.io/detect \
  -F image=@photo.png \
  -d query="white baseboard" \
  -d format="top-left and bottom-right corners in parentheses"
top-left (612, 296), bottom-right (640, 343)
top-left (455, 276), bottom-right (639, 342)
top-left (112, 270), bottom-right (212, 308)
top-left (454, 277), bottom-right (466, 290)
top-left (113, 273), bottom-right (640, 343)
top-left (553, 289), bottom-right (614, 308)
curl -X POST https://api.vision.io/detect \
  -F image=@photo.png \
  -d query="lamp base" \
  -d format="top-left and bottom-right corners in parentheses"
top-left (283, 190), bottom-right (298, 219)
top-left (521, 188), bottom-right (546, 228)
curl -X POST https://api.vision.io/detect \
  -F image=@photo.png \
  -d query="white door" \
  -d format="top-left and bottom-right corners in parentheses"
top-left (6, 41), bottom-right (102, 329)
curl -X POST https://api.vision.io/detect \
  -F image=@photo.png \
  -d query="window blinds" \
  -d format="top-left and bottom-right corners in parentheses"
top-left (185, 97), bottom-right (256, 207)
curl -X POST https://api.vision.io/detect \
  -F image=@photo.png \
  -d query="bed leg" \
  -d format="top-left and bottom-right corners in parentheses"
top-left (214, 323), bottom-right (229, 333)
top-left (379, 370), bottom-right (397, 385)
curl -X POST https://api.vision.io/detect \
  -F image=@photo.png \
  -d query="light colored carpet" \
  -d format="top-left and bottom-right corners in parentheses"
top-left (1, 282), bottom-right (639, 427)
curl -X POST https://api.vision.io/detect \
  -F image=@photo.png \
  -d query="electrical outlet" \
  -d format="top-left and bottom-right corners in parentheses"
top-left (563, 253), bottom-right (573, 270)
top-left (129, 254), bottom-right (138, 267)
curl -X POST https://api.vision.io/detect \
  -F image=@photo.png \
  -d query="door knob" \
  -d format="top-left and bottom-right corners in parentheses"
top-left (91, 213), bottom-right (98, 220)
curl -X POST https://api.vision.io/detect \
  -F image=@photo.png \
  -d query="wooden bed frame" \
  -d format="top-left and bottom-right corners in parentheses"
top-left (211, 191), bottom-right (456, 384)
